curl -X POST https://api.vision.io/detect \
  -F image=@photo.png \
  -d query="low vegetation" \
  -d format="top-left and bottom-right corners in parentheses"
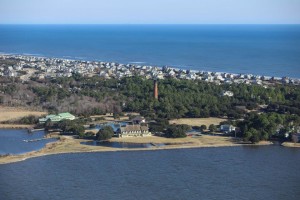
top-left (44, 119), bottom-right (85, 136)
top-left (97, 126), bottom-right (114, 141)
top-left (1, 115), bottom-right (39, 125)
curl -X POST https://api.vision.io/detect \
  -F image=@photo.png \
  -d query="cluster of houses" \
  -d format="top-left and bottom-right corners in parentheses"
top-left (1, 54), bottom-right (299, 86)
top-left (37, 111), bottom-right (299, 142)
top-left (39, 112), bottom-right (152, 138)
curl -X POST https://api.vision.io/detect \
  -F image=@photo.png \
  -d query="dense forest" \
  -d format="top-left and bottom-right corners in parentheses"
top-left (235, 112), bottom-right (300, 143)
top-left (1, 74), bottom-right (300, 118)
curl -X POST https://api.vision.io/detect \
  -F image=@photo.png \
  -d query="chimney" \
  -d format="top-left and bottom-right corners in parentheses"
top-left (154, 79), bottom-right (158, 100)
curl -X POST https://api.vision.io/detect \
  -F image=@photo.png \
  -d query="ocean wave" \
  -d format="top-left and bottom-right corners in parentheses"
top-left (129, 61), bottom-right (147, 64)
top-left (21, 53), bottom-right (43, 56)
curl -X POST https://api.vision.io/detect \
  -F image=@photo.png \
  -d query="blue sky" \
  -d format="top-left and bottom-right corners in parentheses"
top-left (0, 0), bottom-right (299, 24)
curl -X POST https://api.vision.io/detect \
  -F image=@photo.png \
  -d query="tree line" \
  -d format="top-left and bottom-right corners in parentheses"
top-left (1, 75), bottom-right (300, 119)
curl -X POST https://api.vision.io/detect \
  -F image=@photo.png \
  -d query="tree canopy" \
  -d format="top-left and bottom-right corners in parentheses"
top-left (97, 126), bottom-right (114, 141)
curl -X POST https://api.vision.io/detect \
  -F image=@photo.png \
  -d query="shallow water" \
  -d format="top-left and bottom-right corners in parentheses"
top-left (0, 146), bottom-right (299, 200)
top-left (0, 129), bottom-right (56, 155)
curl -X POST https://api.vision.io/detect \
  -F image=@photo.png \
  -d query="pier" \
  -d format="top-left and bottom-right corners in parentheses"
top-left (23, 138), bottom-right (48, 143)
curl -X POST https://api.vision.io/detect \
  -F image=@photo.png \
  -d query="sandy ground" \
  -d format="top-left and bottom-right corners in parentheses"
top-left (281, 142), bottom-right (300, 148)
top-left (169, 117), bottom-right (227, 127)
top-left (0, 106), bottom-right (46, 122)
top-left (0, 135), bottom-right (273, 165)
top-left (19, 68), bottom-right (38, 81)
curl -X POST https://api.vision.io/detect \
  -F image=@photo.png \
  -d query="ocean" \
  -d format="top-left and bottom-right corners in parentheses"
top-left (0, 25), bottom-right (299, 78)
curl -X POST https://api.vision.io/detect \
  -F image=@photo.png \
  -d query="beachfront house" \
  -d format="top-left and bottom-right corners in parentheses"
top-left (117, 124), bottom-right (151, 138)
top-left (39, 112), bottom-right (76, 123)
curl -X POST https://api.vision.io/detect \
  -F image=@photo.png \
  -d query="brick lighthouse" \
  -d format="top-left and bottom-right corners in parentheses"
top-left (154, 79), bottom-right (158, 100)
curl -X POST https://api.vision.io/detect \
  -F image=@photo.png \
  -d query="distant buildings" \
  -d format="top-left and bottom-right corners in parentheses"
top-left (0, 54), bottom-right (299, 86)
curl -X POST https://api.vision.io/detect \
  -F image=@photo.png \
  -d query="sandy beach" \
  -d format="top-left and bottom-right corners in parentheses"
top-left (0, 135), bottom-right (273, 165)
top-left (281, 142), bottom-right (300, 148)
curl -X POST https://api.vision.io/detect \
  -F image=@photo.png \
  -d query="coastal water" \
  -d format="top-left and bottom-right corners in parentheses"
top-left (0, 25), bottom-right (300, 78)
top-left (0, 129), bottom-right (56, 155)
top-left (0, 146), bottom-right (299, 200)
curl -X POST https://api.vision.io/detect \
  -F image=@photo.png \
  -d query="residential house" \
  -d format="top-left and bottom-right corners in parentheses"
top-left (117, 124), bottom-right (151, 138)
top-left (220, 125), bottom-right (236, 133)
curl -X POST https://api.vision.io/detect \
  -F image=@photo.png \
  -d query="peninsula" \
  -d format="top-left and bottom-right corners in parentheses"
top-left (0, 134), bottom-right (273, 165)
top-left (0, 54), bottom-right (299, 165)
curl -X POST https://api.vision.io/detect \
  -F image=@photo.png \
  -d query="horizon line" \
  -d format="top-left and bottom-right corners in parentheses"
top-left (0, 23), bottom-right (300, 25)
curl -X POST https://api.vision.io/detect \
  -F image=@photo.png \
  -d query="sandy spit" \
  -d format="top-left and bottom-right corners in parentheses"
top-left (281, 142), bottom-right (300, 148)
top-left (0, 135), bottom-right (273, 165)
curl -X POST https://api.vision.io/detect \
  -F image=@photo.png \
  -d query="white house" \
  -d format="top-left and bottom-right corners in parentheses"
top-left (220, 125), bottom-right (236, 133)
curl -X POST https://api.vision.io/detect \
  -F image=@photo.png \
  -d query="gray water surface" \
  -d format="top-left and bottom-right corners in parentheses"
top-left (0, 146), bottom-right (299, 200)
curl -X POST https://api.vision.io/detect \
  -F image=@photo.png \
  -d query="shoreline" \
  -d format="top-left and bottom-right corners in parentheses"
top-left (1, 54), bottom-right (299, 84)
top-left (0, 135), bottom-right (274, 165)
top-left (281, 142), bottom-right (300, 148)
top-left (0, 124), bottom-right (33, 129)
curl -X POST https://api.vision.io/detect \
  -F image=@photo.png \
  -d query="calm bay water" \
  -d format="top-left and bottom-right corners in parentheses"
top-left (0, 129), bottom-right (56, 155)
top-left (0, 146), bottom-right (299, 200)
top-left (0, 25), bottom-right (300, 78)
